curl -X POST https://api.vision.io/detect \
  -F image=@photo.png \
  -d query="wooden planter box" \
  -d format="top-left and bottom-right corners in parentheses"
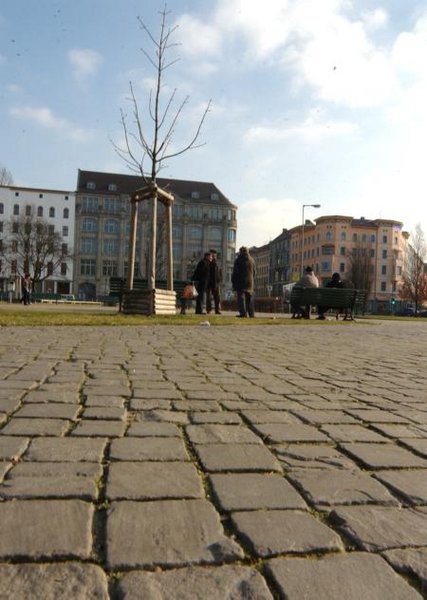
top-left (122, 288), bottom-right (177, 315)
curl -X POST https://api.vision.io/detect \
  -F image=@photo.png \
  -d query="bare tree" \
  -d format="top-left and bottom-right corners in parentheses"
top-left (112, 6), bottom-right (211, 183)
top-left (0, 212), bottom-right (68, 289)
top-left (0, 165), bottom-right (13, 186)
top-left (347, 241), bottom-right (374, 297)
top-left (399, 224), bottom-right (427, 314)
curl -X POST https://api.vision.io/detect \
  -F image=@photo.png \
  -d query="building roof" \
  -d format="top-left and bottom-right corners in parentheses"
top-left (76, 170), bottom-right (237, 208)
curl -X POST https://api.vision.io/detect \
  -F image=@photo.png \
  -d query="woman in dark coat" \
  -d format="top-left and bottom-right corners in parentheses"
top-left (192, 252), bottom-right (212, 314)
top-left (232, 246), bottom-right (256, 318)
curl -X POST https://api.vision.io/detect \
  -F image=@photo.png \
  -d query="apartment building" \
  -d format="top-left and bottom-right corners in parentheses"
top-left (74, 170), bottom-right (237, 299)
top-left (289, 215), bottom-right (409, 307)
top-left (250, 243), bottom-right (270, 297)
top-left (0, 185), bottom-right (75, 295)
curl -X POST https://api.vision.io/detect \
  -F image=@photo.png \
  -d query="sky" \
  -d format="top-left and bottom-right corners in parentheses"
top-left (1, 0), bottom-right (427, 247)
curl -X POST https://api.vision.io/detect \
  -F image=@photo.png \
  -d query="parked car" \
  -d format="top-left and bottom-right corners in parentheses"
top-left (395, 307), bottom-right (415, 316)
top-left (418, 310), bottom-right (427, 317)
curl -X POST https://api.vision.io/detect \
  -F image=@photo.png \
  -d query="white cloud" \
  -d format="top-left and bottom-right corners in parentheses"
top-left (362, 8), bottom-right (388, 31)
top-left (175, 14), bottom-right (222, 58)
top-left (10, 105), bottom-right (92, 142)
top-left (237, 196), bottom-right (301, 247)
top-left (68, 48), bottom-right (102, 81)
top-left (245, 110), bottom-right (356, 143)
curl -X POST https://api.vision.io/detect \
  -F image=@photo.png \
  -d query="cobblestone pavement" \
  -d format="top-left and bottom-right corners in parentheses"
top-left (1, 320), bottom-right (427, 599)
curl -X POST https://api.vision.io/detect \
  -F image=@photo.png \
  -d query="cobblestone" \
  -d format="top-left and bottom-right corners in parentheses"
top-left (0, 319), bottom-right (427, 598)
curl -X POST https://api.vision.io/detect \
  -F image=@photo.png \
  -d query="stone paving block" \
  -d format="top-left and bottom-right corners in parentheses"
top-left (320, 424), bottom-right (388, 443)
top-left (106, 462), bottom-right (203, 500)
top-left (0, 436), bottom-right (29, 460)
top-left (115, 565), bottom-right (273, 599)
top-left (71, 420), bottom-right (127, 437)
top-left (0, 418), bottom-right (70, 437)
top-left (383, 548), bottom-right (427, 593)
top-left (251, 423), bottom-right (330, 443)
top-left (231, 510), bottom-right (343, 557)
top-left (0, 462), bottom-right (11, 481)
top-left (190, 411), bottom-right (242, 424)
top-left (126, 421), bottom-right (181, 437)
top-left (290, 409), bottom-right (359, 424)
top-left (130, 399), bottom-right (171, 410)
top-left (81, 406), bottom-right (126, 420)
top-left (25, 389), bottom-right (80, 404)
top-left (274, 444), bottom-right (357, 470)
top-left (339, 443), bottom-right (427, 469)
top-left (288, 468), bottom-right (400, 508)
top-left (0, 500), bottom-right (94, 559)
top-left (372, 424), bottom-right (427, 439)
top-left (194, 443), bottom-right (282, 472)
top-left (14, 403), bottom-right (80, 419)
top-left (374, 470), bottom-right (427, 505)
top-left (24, 437), bottom-right (107, 462)
top-left (137, 409), bottom-right (189, 424)
top-left (265, 552), bottom-right (422, 600)
top-left (84, 396), bottom-right (125, 407)
top-left (106, 499), bottom-right (244, 569)
top-left (0, 562), bottom-right (109, 599)
top-left (0, 462), bottom-right (102, 499)
top-left (0, 397), bottom-right (22, 412)
top-left (400, 438), bottom-right (427, 458)
top-left (239, 409), bottom-right (301, 424)
top-left (110, 437), bottom-right (189, 461)
top-left (209, 473), bottom-right (307, 511)
top-left (186, 424), bottom-right (262, 444)
top-left (173, 400), bottom-right (221, 411)
top-left (84, 385), bottom-right (130, 397)
top-left (345, 409), bottom-right (411, 424)
top-left (132, 388), bottom-right (183, 400)
top-left (331, 505), bottom-right (427, 551)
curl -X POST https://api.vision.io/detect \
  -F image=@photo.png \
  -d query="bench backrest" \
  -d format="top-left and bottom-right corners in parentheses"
top-left (290, 287), bottom-right (358, 308)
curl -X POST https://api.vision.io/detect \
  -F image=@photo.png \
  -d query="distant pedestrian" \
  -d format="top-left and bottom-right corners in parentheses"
top-left (192, 252), bottom-right (212, 314)
top-left (206, 249), bottom-right (222, 314)
top-left (21, 273), bottom-right (32, 306)
top-left (232, 246), bottom-right (256, 318)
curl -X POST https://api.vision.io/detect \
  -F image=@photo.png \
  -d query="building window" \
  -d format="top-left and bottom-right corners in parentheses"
top-left (321, 261), bottom-right (330, 271)
top-left (62, 243), bottom-right (68, 255)
top-left (80, 258), bottom-right (96, 276)
top-left (340, 246), bottom-right (346, 256)
top-left (49, 207), bottom-right (55, 218)
top-left (0, 222), bottom-right (3, 233)
top-left (48, 225), bottom-right (55, 235)
top-left (228, 229), bottom-right (236, 242)
top-left (63, 208), bottom-right (69, 219)
top-left (103, 239), bottom-right (119, 255)
top-left (82, 218), bottom-right (97, 232)
top-left (25, 205), bottom-right (32, 216)
top-left (12, 222), bottom-right (19, 233)
top-left (210, 192), bottom-right (219, 201)
top-left (362, 234), bottom-right (367, 242)
top-left (189, 226), bottom-right (202, 239)
top-left (172, 224), bottom-right (183, 239)
top-left (191, 191), bottom-right (200, 199)
top-left (381, 281), bottom-right (386, 291)
top-left (104, 219), bottom-right (119, 233)
top-left (87, 182), bottom-right (96, 190)
top-left (102, 259), bottom-right (118, 276)
top-left (61, 263), bottom-right (67, 276)
top-left (39, 193), bottom-right (43, 198)
top-left (326, 231), bottom-right (332, 241)
top-left (383, 235), bottom-right (388, 243)
top-left (381, 265), bottom-right (387, 275)
top-left (340, 231), bottom-right (346, 240)
top-left (37, 206), bottom-right (43, 217)
top-left (382, 249), bottom-right (387, 259)
top-left (369, 249), bottom-right (375, 257)
top-left (0, 203), bottom-right (3, 214)
top-left (81, 196), bottom-right (98, 211)
top-left (13, 204), bottom-right (19, 215)
top-left (14, 192), bottom-right (19, 197)
top-left (80, 238), bottom-right (97, 254)
top-left (47, 262), bottom-right (54, 276)
top-left (104, 197), bottom-right (121, 212)
top-left (108, 183), bottom-right (117, 192)
top-left (352, 233), bottom-right (357, 242)
top-left (339, 262), bottom-right (345, 272)
top-left (371, 234), bottom-right (376, 242)
top-left (62, 226), bottom-right (69, 237)
top-left (208, 227), bottom-right (222, 241)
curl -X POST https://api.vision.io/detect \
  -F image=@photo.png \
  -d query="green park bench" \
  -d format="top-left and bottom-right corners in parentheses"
top-left (290, 287), bottom-right (366, 320)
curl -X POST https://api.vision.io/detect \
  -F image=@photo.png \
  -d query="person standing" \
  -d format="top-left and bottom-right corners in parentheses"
top-left (232, 246), bottom-right (256, 318)
top-left (21, 273), bottom-right (32, 306)
top-left (206, 249), bottom-right (222, 314)
top-left (192, 252), bottom-right (212, 314)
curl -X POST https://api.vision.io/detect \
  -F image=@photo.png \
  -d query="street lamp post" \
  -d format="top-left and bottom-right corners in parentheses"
top-left (301, 204), bottom-right (321, 275)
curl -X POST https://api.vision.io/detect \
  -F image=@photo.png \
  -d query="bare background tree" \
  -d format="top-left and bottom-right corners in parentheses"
top-left (347, 241), bottom-right (374, 297)
top-left (399, 223), bottom-right (427, 314)
top-left (0, 212), bottom-right (68, 290)
top-left (0, 165), bottom-right (13, 186)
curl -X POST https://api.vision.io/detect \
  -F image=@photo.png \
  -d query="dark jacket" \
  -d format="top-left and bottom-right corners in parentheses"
top-left (232, 252), bottom-right (255, 293)
top-left (208, 259), bottom-right (222, 289)
top-left (192, 257), bottom-right (210, 287)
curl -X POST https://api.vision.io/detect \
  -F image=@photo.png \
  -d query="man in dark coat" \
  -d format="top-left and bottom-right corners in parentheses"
top-left (206, 249), bottom-right (222, 314)
top-left (232, 246), bottom-right (256, 318)
top-left (192, 252), bottom-right (212, 314)
top-left (317, 272), bottom-right (343, 319)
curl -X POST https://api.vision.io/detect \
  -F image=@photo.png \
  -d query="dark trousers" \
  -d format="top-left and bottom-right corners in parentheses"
top-left (206, 287), bottom-right (220, 313)
top-left (195, 284), bottom-right (206, 314)
top-left (237, 290), bottom-right (254, 317)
